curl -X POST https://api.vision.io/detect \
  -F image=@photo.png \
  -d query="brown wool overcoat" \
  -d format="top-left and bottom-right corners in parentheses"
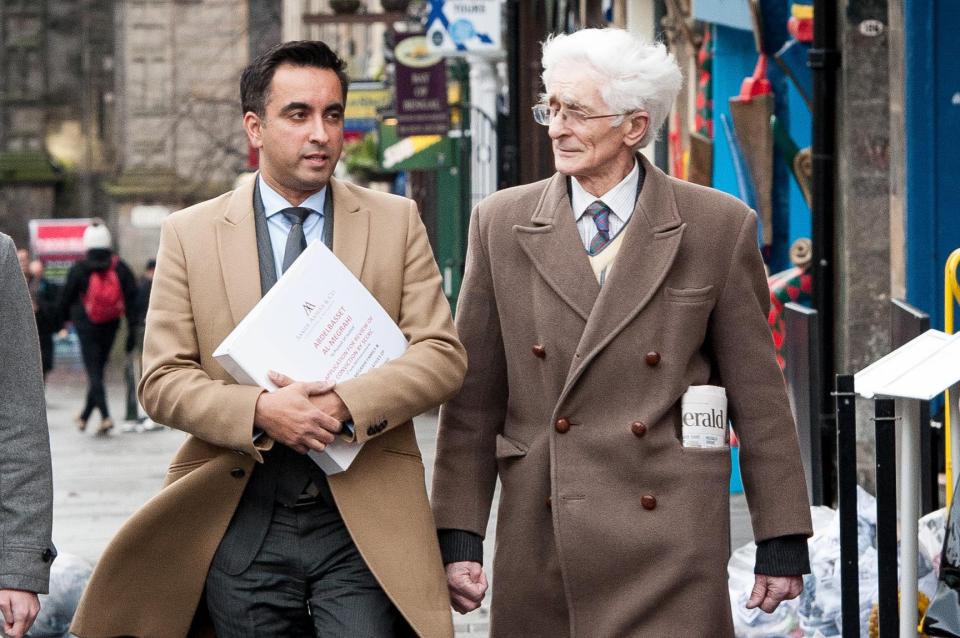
top-left (431, 156), bottom-right (813, 637)
top-left (71, 176), bottom-right (466, 638)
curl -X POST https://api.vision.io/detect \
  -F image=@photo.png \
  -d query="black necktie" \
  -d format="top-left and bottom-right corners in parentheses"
top-left (280, 207), bottom-right (313, 273)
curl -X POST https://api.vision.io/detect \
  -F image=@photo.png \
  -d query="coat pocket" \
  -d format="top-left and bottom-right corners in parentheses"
top-left (664, 284), bottom-right (714, 304)
top-left (381, 447), bottom-right (423, 464)
top-left (495, 433), bottom-right (528, 460)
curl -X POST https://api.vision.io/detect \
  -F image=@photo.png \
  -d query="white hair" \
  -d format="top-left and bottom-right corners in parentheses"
top-left (541, 28), bottom-right (682, 148)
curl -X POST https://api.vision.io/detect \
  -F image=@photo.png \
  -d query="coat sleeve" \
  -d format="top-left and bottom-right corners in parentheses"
top-left (138, 218), bottom-right (265, 460)
top-left (430, 205), bottom-right (506, 538)
top-left (333, 201), bottom-right (467, 443)
top-left (707, 212), bottom-right (813, 543)
top-left (0, 236), bottom-right (55, 593)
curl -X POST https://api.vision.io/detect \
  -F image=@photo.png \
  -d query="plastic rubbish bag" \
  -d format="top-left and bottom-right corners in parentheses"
top-left (924, 478), bottom-right (960, 637)
top-left (27, 552), bottom-right (93, 637)
top-left (729, 538), bottom-right (801, 637)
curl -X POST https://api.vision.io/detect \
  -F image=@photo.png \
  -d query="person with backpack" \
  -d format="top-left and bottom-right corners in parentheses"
top-left (59, 221), bottom-right (137, 434)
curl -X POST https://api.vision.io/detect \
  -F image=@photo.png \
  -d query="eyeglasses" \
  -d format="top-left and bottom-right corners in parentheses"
top-left (531, 103), bottom-right (633, 127)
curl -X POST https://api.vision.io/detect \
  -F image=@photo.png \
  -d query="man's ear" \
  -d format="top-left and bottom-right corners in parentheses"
top-left (622, 112), bottom-right (649, 148)
top-left (243, 111), bottom-right (264, 149)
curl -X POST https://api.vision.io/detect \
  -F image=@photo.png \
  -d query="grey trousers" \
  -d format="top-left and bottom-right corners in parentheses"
top-left (205, 501), bottom-right (402, 637)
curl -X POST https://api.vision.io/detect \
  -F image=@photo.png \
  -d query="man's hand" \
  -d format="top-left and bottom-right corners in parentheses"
top-left (270, 371), bottom-right (352, 422)
top-left (445, 561), bottom-right (487, 614)
top-left (0, 589), bottom-right (40, 638)
top-left (254, 371), bottom-right (342, 454)
top-left (746, 574), bottom-right (803, 613)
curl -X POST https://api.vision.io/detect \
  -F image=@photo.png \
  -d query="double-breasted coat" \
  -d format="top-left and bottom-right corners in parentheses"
top-left (431, 156), bottom-right (813, 637)
top-left (71, 176), bottom-right (466, 638)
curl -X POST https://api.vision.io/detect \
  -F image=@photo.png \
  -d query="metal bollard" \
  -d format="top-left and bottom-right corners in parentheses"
top-left (875, 398), bottom-right (899, 637)
top-left (835, 374), bottom-right (859, 638)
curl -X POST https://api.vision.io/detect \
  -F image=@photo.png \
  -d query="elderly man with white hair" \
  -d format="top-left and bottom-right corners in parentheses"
top-left (431, 28), bottom-right (812, 636)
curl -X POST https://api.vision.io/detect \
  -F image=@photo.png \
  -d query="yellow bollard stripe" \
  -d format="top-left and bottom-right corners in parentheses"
top-left (945, 249), bottom-right (960, 506)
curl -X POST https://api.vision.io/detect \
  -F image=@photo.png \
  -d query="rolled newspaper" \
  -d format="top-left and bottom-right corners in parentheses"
top-left (681, 385), bottom-right (728, 449)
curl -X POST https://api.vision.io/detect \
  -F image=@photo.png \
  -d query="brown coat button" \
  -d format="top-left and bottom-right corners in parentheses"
top-left (631, 421), bottom-right (647, 437)
top-left (230, 467), bottom-right (246, 479)
top-left (645, 351), bottom-right (661, 366)
top-left (546, 496), bottom-right (552, 509)
top-left (554, 417), bottom-right (571, 433)
top-left (532, 344), bottom-right (546, 358)
top-left (641, 495), bottom-right (657, 510)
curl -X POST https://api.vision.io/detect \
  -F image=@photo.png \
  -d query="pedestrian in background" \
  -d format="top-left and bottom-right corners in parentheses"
top-left (431, 28), bottom-right (812, 637)
top-left (23, 256), bottom-right (62, 380)
top-left (59, 221), bottom-right (137, 434)
top-left (0, 233), bottom-right (57, 638)
top-left (123, 258), bottom-right (156, 431)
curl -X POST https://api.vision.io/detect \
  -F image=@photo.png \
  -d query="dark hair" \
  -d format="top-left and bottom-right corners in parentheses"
top-left (240, 40), bottom-right (349, 116)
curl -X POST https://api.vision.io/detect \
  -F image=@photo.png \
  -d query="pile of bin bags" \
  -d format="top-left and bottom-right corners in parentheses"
top-left (729, 486), bottom-right (946, 637)
top-left (27, 552), bottom-right (92, 638)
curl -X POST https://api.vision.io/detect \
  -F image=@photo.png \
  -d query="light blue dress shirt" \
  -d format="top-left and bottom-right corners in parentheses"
top-left (257, 175), bottom-right (327, 275)
top-left (255, 175), bottom-right (355, 436)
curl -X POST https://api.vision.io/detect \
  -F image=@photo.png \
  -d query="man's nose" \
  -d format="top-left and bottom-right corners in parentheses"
top-left (547, 112), bottom-right (568, 139)
top-left (308, 115), bottom-right (330, 144)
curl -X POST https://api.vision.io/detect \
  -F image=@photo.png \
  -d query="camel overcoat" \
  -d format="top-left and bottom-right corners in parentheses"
top-left (431, 156), bottom-right (813, 637)
top-left (72, 176), bottom-right (466, 638)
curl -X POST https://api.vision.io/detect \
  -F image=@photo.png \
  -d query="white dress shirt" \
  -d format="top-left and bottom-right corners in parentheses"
top-left (257, 175), bottom-right (327, 275)
top-left (571, 160), bottom-right (640, 251)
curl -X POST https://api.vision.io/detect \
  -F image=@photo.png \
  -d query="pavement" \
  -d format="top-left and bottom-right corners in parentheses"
top-left (44, 360), bottom-right (753, 638)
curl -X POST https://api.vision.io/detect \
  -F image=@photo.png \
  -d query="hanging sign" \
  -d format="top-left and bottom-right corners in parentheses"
top-left (425, 0), bottom-right (502, 55)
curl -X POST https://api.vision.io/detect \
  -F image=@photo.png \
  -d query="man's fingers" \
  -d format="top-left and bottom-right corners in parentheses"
top-left (745, 576), bottom-right (767, 609)
top-left (477, 568), bottom-right (489, 592)
top-left (313, 412), bottom-right (342, 434)
top-left (0, 596), bottom-right (12, 628)
top-left (747, 575), bottom-right (803, 614)
top-left (268, 370), bottom-right (295, 388)
top-left (5, 595), bottom-right (31, 638)
top-left (449, 592), bottom-right (481, 614)
top-left (452, 579), bottom-right (484, 600)
top-left (303, 381), bottom-right (336, 396)
top-left (760, 595), bottom-right (780, 613)
top-left (304, 438), bottom-right (327, 454)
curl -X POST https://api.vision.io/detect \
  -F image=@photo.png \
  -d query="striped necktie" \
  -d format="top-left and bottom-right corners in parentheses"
top-left (586, 200), bottom-right (612, 255)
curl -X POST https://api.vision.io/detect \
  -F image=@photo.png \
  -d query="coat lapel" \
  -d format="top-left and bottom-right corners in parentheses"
top-left (216, 177), bottom-right (262, 326)
top-left (561, 158), bottom-right (686, 398)
top-left (330, 178), bottom-right (369, 281)
top-left (514, 173), bottom-right (600, 322)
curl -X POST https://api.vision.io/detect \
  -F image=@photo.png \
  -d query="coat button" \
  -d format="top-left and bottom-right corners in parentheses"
top-left (631, 421), bottom-right (647, 437)
top-left (230, 467), bottom-right (246, 479)
top-left (546, 496), bottom-right (552, 509)
top-left (554, 417), bottom-right (571, 433)
top-left (645, 351), bottom-right (661, 366)
top-left (41, 548), bottom-right (53, 563)
top-left (641, 495), bottom-right (657, 510)
top-left (532, 344), bottom-right (546, 358)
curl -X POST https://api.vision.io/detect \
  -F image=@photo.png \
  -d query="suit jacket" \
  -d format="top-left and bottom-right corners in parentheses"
top-left (0, 233), bottom-right (55, 593)
top-left (71, 176), bottom-right (466, 638)
top-left (431, 156), bottom-right (813, 637)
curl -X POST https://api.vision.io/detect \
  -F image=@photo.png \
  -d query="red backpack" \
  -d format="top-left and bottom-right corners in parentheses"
top-left (83, 256), bottom-right (125, 324)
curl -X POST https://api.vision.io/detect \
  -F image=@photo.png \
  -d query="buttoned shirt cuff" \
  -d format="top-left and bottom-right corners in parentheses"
top-left (438, 529), bottom-right (484, 565)
top-left (754, 534), bottom-right (811, 576)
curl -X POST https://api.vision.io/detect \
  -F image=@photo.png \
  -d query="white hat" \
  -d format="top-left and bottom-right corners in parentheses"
top-left (83, 223), bottom-right (112, 250)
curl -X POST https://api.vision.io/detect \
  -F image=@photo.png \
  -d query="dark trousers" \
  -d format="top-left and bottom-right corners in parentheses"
top-left (38, 332), bottom-right (54, 377)
top-left (76, 320), bottom-right (119, 420)
top-left (205, 501), bottom-right (402, 637)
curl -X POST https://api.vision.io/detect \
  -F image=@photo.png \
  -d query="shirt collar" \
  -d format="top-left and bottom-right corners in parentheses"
top-left (570, 159), bottom-right (639, 223)
top-left (257, 174), bottom-right (326, 219)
